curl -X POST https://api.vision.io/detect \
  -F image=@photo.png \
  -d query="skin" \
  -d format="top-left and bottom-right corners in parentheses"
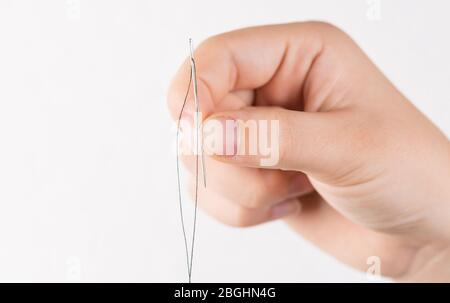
top-left (167, 22), bottom-right (450, 282)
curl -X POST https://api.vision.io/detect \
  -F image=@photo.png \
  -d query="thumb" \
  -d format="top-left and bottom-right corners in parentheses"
top-left (202, 106), bottom-right (360, 177)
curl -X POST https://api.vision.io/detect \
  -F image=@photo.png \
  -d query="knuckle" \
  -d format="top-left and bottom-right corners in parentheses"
top-left (306, 21), bottom-right (343, 35)
top-left (197, 34), bottom-right (225, 54)
top-left (303, 21), bottom-right (350, 44)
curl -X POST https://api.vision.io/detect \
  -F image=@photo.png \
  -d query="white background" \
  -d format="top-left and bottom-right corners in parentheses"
top-left (0, 0), bottom-right (449, 282)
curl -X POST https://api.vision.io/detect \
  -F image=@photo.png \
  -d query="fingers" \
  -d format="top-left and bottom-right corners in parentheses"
top-left (188, 179), bottom-right (301, 227)
top-left (167, 22), bottom-right (327, 119)
top-left (203, 106), bottom-right (364, 177)
top-left (181, 154), bottom-right (314, 209)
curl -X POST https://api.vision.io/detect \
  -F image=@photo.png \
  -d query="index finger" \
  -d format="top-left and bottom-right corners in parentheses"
top-left (166, 22), bottom-right (326, 119)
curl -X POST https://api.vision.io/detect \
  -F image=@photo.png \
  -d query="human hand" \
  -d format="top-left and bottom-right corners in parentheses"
top-left (167, 22), bottom-right (450, 281)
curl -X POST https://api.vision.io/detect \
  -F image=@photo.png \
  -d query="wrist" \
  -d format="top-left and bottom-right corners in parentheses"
top-left (398, 242), bottom-right (450, 282)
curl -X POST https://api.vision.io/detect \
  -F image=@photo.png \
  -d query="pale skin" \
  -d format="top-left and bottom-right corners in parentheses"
top-left (167, 22), bottom-right (450, 282)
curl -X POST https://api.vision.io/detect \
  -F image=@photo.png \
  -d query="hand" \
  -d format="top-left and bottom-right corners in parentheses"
top-left (167, 22), bottom-right (450, 281)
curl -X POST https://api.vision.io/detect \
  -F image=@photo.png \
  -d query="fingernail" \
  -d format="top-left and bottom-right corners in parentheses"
top-left (203, 117), bottom-right (237, 156)
top-left (271, 199), bottom-right (301, 219)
